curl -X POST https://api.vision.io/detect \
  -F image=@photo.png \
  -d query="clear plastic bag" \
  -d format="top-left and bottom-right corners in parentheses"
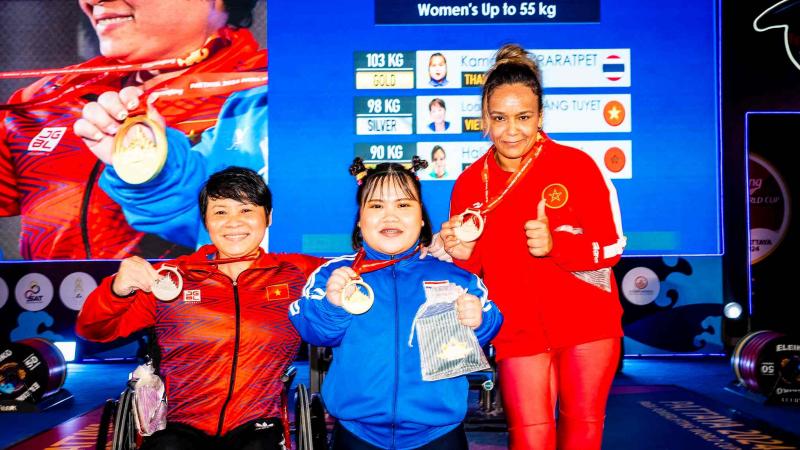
top-left (131, 362), bottom-right (167, 436)
top-left (410, 282), bottom-right (490, 381)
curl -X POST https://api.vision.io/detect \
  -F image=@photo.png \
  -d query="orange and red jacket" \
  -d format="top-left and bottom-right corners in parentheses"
top-left (76, 245), bottom-right (323, 436)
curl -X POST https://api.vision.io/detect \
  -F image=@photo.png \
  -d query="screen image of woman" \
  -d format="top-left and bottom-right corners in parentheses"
top-left (428, 98), bottom-right (450, 132)
top-left (428, 52), bottom-right (449, 87)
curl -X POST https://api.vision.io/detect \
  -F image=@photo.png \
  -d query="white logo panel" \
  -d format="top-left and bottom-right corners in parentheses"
top-left (15, 273), bottom-right (54, 311)
top-left (59, 272), bottom-right (98, 311)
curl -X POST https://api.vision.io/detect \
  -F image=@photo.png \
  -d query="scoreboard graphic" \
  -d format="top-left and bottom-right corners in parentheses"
top-left (268, 0), bottom-right (721, 257)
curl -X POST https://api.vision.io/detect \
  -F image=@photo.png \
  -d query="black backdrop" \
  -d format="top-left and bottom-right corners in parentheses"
top-left (722, 0), bottom-right (800, 337)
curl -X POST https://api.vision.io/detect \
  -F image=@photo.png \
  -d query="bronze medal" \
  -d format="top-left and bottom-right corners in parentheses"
top-left (453, 209), bottom-right (484, 242)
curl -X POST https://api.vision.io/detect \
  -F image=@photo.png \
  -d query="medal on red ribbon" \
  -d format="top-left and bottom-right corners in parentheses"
top-left (453, 133), bottom-right (546, 242)
top-left (110, 71), bottom-right (266, 184)
top-left (152, 252), bottom-right (261, 301)
top-left (341, 247), bottom-right (419, 315)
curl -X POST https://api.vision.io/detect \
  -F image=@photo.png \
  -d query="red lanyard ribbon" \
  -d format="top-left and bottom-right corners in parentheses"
top-left (0, 53), bottom-right (210, 80)
top-left (127, 72), bottom-right (267, 116)
top-left (174, 252), bottom-right (261, 280)
top-left (0, 27), bottom-right (266, 112)
top-left (478, 133), bottom-right (546, 215)
top-left (351, 246), bottom-right (419, 278)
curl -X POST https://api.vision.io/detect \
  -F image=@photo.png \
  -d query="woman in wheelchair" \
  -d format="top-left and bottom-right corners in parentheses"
top-left (77, 167), bottom-right (324, 450)
top-left (289, 158), bottom-right (503, 450)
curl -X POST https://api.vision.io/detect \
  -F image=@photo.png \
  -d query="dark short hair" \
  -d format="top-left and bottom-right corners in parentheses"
top-left (199, 167), bottom-right (271, 226)
top-left (429, 52), bottom-right (447, 65)
top-left (223, 0), bottom-right (259, 28)
top-left (349, 160), bottom-right (433, 250)
top-left (429, 98), bottom-right (446, 111)
top-left (431, 145), bottom-right (445, 159)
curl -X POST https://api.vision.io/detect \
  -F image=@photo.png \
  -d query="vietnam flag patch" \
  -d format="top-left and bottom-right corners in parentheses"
top-left (267, 283), bottom-right (290, 301)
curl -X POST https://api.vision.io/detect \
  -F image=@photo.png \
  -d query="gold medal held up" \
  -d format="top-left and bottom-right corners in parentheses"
top-left (112, 116), bottom-right (168, 185)
top-left (341, 278), bottom-right (374, 315)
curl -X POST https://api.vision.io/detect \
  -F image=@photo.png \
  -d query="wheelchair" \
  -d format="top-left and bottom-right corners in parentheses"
top-left (95, 364), bottom-right (324, 450)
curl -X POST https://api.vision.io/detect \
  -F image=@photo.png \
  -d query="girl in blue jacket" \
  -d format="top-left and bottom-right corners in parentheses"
top-left (289, 157), bottom-right (503, 450)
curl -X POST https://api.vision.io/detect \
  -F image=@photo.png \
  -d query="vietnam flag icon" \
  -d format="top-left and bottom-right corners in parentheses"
top-left (604, 147), bottom-right (626, 173)
top-left (603, 101), bottom-right (626, 127)
top-left (267, 283), bottom-right (290, 301)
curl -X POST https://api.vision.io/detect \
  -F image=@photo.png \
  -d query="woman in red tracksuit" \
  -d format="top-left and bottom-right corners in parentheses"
top-left (77, 167), bottom-right (323, 450)
top-left (438, 44), bottom-right (627, 450)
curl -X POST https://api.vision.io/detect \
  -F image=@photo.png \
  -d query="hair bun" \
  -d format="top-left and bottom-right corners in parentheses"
top-left (495, 43), bottom-right (529, 65)
top-left (349, 157), bottom-right (369, 184)
top-left (411, 155), bottom-right (429, 172)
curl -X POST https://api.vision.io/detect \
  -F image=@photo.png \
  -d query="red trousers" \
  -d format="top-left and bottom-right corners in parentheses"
top-left (498, 338), bottom-right (620, 450)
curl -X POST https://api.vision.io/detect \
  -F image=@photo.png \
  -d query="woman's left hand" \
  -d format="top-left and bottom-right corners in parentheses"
top-left (524, 199), bottom-right (553, 257)
top-left (421, 232), bottom-right (452, 262)
top-left (456, 293), bottom-right (482, 329)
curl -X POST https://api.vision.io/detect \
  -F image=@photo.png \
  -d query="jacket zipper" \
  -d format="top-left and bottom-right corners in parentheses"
top-left (80, 161), bottom-right (103, 258)
top-left (216, 279), bottom-right (241, 436)
top-left (391, 263), bottom-right (398, 449)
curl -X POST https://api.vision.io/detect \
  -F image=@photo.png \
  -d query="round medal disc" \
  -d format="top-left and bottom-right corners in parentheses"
top-left (341, 279), bottom-right (374, 315)
top-left (152, 266), bottom-right (183, 302)
top-left (112, 115), bottom-right (168, 185)
top-left (453, 209), bottom-right (484, 242)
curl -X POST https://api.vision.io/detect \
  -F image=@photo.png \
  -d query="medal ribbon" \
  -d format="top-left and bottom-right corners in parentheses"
top-left (350, 246), bottom-right (420, 279)
top-left (127, 72), bottom-right (268, 116)
top-left (180, 253), bottom-right (260, 270)
top-left (0, 27), bottom-right (266, 111)
top-left (171, 252), bottom-right (262, 281)
top-left (0, 54), bottom-right (212, 80)
top-left (476, 133), bottom-right (546, 216)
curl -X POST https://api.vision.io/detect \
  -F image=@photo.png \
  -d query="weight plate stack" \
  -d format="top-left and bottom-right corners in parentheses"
top-left (732, 330), bottom-right (800, 405)
top-left (0, 338), bottom-right (67, 404)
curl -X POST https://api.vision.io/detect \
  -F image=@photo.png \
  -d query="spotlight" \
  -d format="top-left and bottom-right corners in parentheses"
top-left (53, 341), bottom-right (76, 362)
top-left (724, 302), bottom-right (743, 320)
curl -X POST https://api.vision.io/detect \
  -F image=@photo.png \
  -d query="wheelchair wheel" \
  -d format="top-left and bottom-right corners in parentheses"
top-left (294, 384), bottom-right (312, 450)
top-left (295, 384), bottom-right (328, 450)
top-left (112, 382), bottom-right (138, 450)
top-left (96, 398), bottom-right (117, 450)
top-left (309, 393), bottom-right (327, 449)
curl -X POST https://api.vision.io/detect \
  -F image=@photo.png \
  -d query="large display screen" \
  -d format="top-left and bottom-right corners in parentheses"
top-left (267, 0), bottom-right (721, 257)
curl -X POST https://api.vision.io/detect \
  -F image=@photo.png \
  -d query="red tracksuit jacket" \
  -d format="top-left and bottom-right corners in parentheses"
top-left (450, 135), bottom-right (626, 359)
top-left (76, 245), bottom-right (323, 436)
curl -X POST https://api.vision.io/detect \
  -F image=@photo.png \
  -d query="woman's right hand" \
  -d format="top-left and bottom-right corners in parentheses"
top-left (74, 87), bottom-right (166, 166)
top-left (73, 87), bottom-right (144, 165)
top-left (111, 256), bottom-right (160, 297)
top-left (440, 215), bottom-right (477, 261)
top-left (325, 266), bottom-right (359, 307)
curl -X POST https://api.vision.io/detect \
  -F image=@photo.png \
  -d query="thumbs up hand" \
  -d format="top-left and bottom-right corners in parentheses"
top-left (524, 199), bottom-right (552, 257)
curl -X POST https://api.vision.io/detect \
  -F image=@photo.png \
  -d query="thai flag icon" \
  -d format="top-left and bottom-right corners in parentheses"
top-left (602, 55), bottom-right (626, 82)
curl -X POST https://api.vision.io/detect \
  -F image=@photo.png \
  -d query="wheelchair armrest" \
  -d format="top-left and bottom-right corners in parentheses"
top-left (281, 365), bottom-right (298, 386)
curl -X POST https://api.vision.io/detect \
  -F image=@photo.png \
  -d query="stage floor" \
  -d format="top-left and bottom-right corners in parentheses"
top-left (3, 357), bottom-right (800, 449)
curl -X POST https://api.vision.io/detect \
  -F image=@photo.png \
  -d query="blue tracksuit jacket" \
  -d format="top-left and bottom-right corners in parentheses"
top-left (289, 243), bottom-right (503, 449)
